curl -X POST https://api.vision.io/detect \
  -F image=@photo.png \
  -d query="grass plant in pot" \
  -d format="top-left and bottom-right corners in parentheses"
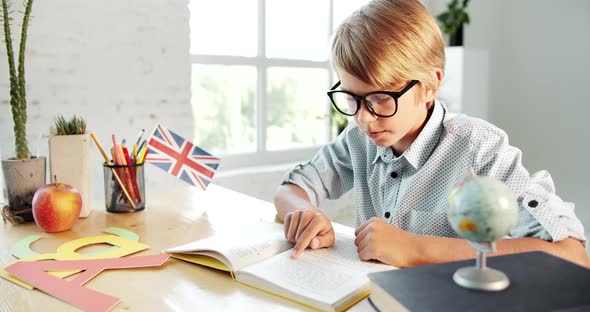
top-left (49, 115), bottom-right (93, 218)
top-left (0, 0), bottom-right (44, 224)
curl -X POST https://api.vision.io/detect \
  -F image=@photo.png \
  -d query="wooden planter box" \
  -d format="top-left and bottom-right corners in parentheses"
top-left (49, 133), bottom-right (92, 218)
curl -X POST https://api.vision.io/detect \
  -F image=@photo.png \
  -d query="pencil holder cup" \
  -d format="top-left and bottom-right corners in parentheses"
top-left (103, 162), bottom-right (145, 213)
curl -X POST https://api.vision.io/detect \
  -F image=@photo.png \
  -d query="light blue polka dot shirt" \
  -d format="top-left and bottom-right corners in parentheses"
top-left (283, 101), bottom-right (586, 244)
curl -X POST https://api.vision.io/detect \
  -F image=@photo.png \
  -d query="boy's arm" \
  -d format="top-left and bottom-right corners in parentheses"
top-left (273, 127), bottom-right (357, 259)
top-left (274, 183), bottom-right (316, 221)
top-left (354, 218), bottom-right (590, 268)
top-left (414, 234), bottom-right (590, 268)
top-left (471, 126), bottom-right (586, 247)
top-left (274, 183), bottom-right (335, 259)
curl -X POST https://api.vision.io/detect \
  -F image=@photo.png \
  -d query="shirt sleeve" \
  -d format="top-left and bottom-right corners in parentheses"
top-left (281, 126), bottom-right (355, 208)
top-left (471, 124), bottom-right (586, 246)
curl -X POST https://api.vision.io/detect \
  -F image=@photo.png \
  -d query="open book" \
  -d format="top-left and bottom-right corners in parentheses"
top-left (163, 222), bottom-right (395, 312)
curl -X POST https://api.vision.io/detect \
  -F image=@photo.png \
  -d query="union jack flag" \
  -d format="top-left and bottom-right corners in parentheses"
top-left (144, 123), bottom-right (220, 190)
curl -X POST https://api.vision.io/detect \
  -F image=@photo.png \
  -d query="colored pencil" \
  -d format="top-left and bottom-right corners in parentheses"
top-left (123, 145), bottom-right (142, 203)
top-left (90, 133), bottom-right (135, 208)
top-left (114, 141), bottom-right (137, 205)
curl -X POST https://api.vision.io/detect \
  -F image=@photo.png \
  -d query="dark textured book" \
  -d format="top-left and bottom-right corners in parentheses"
top-left (368, 251), bottom-right (590, 312)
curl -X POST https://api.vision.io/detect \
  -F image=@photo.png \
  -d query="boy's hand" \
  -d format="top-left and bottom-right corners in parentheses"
top-left (354, 217), bottom-right (417, 267)
top-left (284, 209), bottom-right (335, 259)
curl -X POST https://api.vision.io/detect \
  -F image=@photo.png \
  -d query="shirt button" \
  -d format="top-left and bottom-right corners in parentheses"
top-left (384, 212), bottom-right (391, 218)
top-left (528, 200), bottom-right (539, 208)
top-left (390, 172), bottom-right (398, 178)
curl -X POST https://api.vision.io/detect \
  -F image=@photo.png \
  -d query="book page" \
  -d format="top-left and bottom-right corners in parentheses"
top-left (164, 222), bottom-right (293, 271)
top-left (235, 233), bottom-right (396, 309)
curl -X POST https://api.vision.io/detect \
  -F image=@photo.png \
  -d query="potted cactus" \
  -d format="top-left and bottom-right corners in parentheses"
top-left (49, 115), bottom-right (93, 218)
top-left (0, 0), bottom-right (43, 223)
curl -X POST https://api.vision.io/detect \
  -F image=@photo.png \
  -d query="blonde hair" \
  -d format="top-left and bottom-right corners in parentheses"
top-left (331, 0), bottom-right (445, 92)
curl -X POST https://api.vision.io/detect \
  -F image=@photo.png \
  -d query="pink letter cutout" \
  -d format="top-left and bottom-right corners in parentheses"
top-left (5, 254), bottom-right (169, 312)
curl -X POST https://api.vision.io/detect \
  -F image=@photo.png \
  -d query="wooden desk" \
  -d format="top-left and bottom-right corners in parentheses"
top-left (0, 185), bottom-right (305, 311)
top-left (0, 184), bottom-right (373, 312)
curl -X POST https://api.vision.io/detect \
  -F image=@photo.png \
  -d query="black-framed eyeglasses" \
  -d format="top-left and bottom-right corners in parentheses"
top-left (327, 80), bottom-right (419, 118)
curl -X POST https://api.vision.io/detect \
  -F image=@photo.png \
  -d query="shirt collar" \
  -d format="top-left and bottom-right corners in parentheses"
top-left (372, 100), bottom-right (446, 169)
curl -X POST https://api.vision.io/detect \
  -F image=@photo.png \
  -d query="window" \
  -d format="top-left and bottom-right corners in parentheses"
top-left (189, 0), bottom-right (369, 170)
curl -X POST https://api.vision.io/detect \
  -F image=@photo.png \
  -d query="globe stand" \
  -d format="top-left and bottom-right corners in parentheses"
top-left (453, 242), bottom-right (510, 291)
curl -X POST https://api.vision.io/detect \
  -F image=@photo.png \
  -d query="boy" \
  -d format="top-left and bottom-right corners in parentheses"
top-left (274, 0), bottom-right (588, 268)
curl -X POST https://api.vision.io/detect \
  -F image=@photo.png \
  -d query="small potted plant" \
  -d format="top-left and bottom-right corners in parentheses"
top-left (0, 0), bottom-right (42, 224)
top-left (331, 107), bottom-right (349, 138)
top-left (317, 108), bottom-right (349, 140)
top-left (49, 115), bottom-right (93, 218)
top-left (437, 0), bottom-right (471, 46)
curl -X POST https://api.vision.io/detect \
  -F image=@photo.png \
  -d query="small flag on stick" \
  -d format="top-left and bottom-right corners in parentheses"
top-left (144, 123), bottom-right (220, 190)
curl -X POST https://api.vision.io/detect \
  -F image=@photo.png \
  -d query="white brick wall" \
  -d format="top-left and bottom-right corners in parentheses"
top-left (0, 1), bottom-right (354, 228)
top-left (0, 0), bottom-right (191, 202)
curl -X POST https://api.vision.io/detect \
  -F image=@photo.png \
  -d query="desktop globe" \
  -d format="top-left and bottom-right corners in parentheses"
top-left (447, 172), bottom-right (518, 291)
top-left (448, 175), bottom-right (518, 243)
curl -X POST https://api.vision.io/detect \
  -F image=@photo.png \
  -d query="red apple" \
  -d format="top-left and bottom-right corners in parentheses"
top-left (32, 183), bottom-right (82, 233)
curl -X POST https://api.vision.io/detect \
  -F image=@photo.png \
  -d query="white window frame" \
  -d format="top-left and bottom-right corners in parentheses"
top-left (190, 0), bottom-right (336, 171)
